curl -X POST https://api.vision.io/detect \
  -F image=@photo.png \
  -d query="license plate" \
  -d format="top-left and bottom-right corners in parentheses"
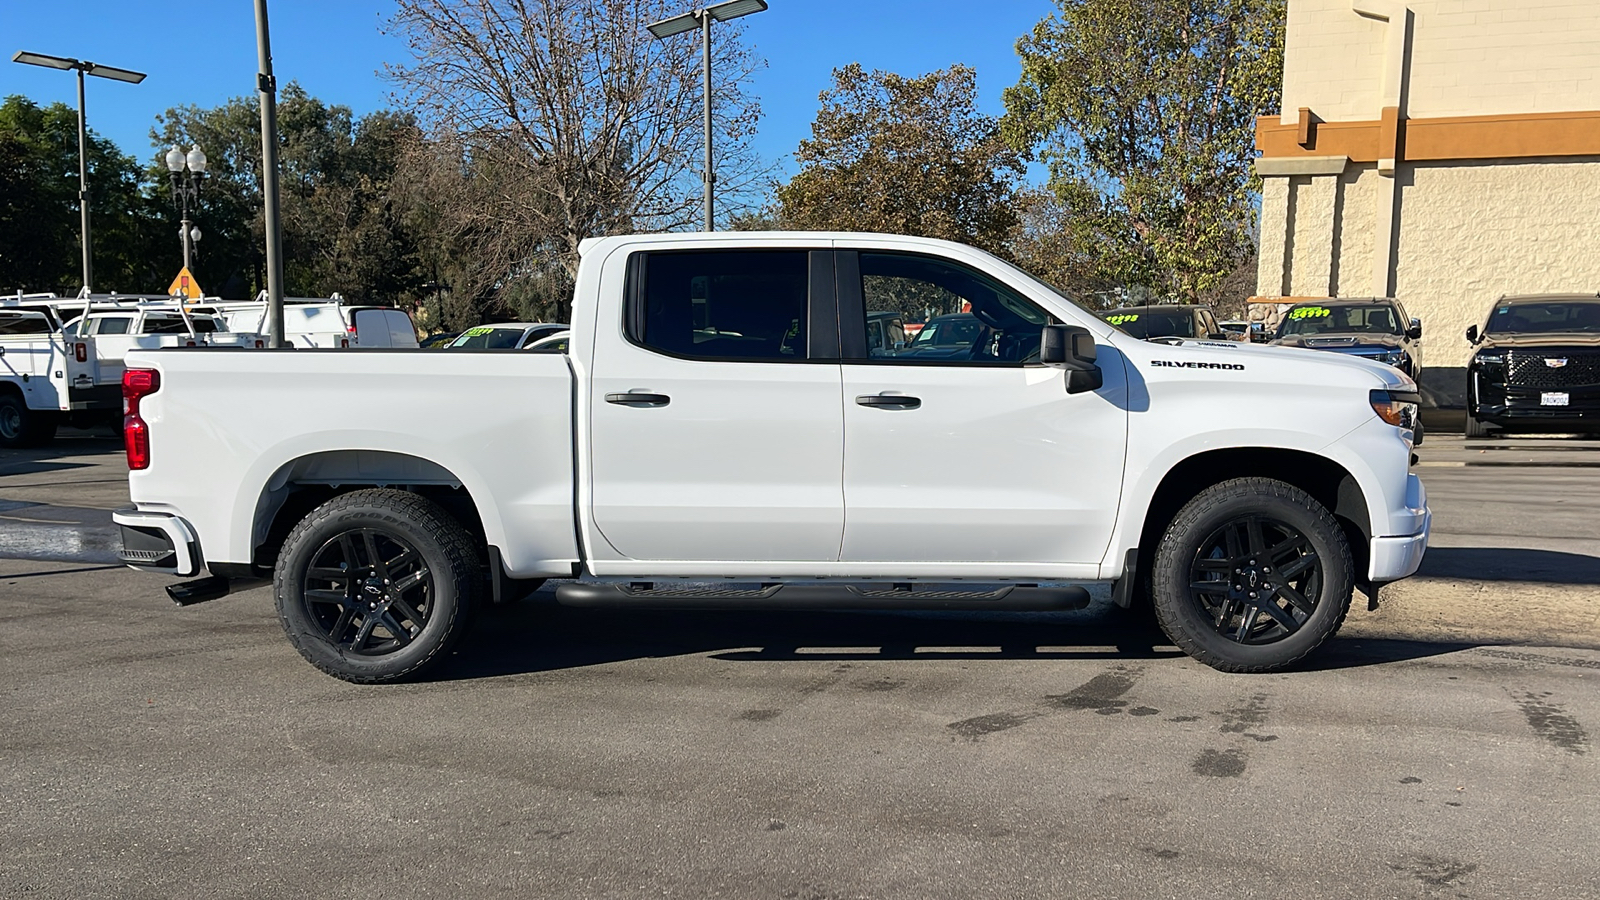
top-left (1541, 392), bottom-right (1570, 407)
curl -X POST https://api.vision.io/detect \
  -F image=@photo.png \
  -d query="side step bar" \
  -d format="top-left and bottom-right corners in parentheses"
top-left (554, 582), bottom-right (1090, 611)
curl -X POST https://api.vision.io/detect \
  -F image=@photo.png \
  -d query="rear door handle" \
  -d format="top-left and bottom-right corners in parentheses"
top-left (856, 394), bottom-right (921, 410)
top-left (605, 391), bottom-right (671, 408)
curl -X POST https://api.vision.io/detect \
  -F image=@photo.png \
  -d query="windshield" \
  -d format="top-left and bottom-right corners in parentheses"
top-left (1104, 310), bottom-right (1195, 339)
top-left (144, 315), bottom-right (223, 334)
top-left (911, 315), bottom-right (983, 347)
top-left (1278, 303), bottom-right (1401, 337)
top-left (449, 326), bottom-right (524, 349)
top-left (1486, 300), bottom-right (1600, 335)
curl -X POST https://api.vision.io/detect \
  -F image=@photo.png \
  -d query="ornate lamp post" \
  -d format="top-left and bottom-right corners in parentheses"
top-left (164, 145), bottom-right (208, 272)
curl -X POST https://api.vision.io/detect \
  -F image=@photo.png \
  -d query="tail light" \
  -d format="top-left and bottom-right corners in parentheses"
top-left (74, 342), bottom-right (88, 363)
top-left (123, 368), bottom-right (160, 470)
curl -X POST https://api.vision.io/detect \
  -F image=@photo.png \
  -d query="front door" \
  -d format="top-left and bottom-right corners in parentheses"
top-left (837, 249), bottom-right (1128, 566)
top-left (587, 247), bottom-right (845, 563)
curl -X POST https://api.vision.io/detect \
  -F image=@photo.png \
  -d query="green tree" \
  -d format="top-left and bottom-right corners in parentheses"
top-left (152, 84), bottom-right (426, 302)
top-left (1002, 0), bottom-right (1285, 303)
top-left (777, 64), bottom-right (1023, 254)
top-left (0, 95), bottom-right (163, 294)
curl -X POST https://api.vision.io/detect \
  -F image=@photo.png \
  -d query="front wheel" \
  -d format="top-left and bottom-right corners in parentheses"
top-left (275, 489), bottom-right (481, 683)
top-left (1151, 478), bottom-right (1354, 673)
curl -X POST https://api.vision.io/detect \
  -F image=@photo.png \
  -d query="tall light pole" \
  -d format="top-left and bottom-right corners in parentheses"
top-left (165, 145), bottom-right (207, 272)
top-left (254, 0), bottom-right (287, 348)
top-left (646, 0), bottom-right (767, 232)
top-left (11, 51), bottom-right (146, 293)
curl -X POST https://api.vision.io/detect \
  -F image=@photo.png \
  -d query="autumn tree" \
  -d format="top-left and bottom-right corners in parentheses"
top-left (386, 0), bottom-right (767, 326)
top-left (777, 64), bottom-right (1023, 255)
top-left (1002, 0), bottom-right (1286, 303)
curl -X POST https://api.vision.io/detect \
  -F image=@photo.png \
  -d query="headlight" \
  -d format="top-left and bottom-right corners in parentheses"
top-left (1381, 349), bottom-right (1407, 366)
top-left (1370, 389), bottom-right (1420, 429)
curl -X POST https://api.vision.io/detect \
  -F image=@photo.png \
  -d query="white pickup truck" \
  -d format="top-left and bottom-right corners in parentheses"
top-left (115, 233), bottom-right (1430, 682)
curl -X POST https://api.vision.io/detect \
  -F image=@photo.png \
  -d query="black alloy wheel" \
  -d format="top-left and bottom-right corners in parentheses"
top-left (302, 528), bottom-right (435, 657)
top-left (1188, 516), bottom-right (1322, 644)
top-left (1152, 477), bottom-right (1353, 673)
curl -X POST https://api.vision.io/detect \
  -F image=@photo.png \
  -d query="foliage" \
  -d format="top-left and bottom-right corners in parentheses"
top-left (1002, 0), bottom-right (1286, 303)
top-left (776, 64), bottom-right (1023, 255)
top-left (0, 96), bottom-right (164, 294)
top-left (153, 84), bottom-right (427, 303)
top-left (386, 0), bottom-right (768, 326)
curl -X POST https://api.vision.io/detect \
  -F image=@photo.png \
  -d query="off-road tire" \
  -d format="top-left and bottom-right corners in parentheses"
top-left (1152, 477), bottom-right (1354, 673)
top-left (275, 489), bottom-right (480, 683)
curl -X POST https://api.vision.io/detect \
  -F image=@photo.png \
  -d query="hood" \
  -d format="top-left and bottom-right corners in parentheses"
top-left (1115, 335), bottom-right (1411, 390)
top-left (1478, 332), bottom-right (1600, 351)
top-left (1271, 333), bottom-right (1405, 351)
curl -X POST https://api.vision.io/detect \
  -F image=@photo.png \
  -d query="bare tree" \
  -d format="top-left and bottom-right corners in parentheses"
top-left (386, 0), bottom-right (766, 323)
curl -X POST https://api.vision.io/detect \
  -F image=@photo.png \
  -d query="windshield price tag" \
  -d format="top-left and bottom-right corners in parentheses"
top-left (1107, 314), bottom-right (1139, 325)
top-left (1542, 392), bottom-right (1570, 407)
top-left (1289, 306), bottom-right (1331, 320)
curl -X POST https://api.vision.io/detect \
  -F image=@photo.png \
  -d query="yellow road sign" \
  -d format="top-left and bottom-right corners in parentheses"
top-left (167, 267), bottom-right (203, 300)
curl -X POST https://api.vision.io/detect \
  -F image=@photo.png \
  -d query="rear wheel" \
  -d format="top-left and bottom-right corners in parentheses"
top-left (1152, 478), bottom-right (1353, 673)
top-left (0, 393), bottom-right (53, 448)
top-left (275, 489), bottom-right (481, 683)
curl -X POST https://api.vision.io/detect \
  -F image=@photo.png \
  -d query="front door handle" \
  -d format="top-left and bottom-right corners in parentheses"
top-left (605, 391), bottom-right (671, 408)
top-left (856, 394), bottom-right (921, 410)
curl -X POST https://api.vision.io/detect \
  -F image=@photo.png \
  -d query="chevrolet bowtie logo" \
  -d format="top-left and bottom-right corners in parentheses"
top-left (1546, 358), bottom-right (1569, 368)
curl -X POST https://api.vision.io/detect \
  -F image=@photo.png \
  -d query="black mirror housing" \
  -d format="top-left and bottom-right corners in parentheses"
top-left (1407, 317), bottom-right (1423, 340)
top-left (1465, 324), bottom-right (1479, 343)
top-left (1041, 324), bottom-right (1102, 394)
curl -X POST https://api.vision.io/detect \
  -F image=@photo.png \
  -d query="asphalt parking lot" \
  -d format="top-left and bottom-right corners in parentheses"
top-left (2, 429), bottom-right (1597, 899)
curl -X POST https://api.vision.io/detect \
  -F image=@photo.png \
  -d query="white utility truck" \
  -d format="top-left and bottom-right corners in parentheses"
top-left (1, 293), bottom-right (262, 447)
top-left (201, 294), bottom-right (419, 349)
top-left (115, 233), bottom-right (1431, 681)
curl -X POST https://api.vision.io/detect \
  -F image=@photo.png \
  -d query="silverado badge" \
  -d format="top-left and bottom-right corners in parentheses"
top-left (1546, 358), bottom-right (1569, 368)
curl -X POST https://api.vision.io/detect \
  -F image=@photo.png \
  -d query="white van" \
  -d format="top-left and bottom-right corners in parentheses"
top-left (210, 297), bottom-right (419, 349)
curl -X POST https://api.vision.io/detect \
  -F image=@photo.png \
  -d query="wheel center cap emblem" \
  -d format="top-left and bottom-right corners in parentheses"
top-left (1247, 572), bottom-right (1259, 588)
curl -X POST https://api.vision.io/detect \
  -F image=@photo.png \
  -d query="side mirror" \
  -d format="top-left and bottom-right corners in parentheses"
top-left (1407, 317), bottom-right (1422, 340)
top-left (1465, 324), bottom-right (1479, 343)
top-left (1040, 324), bottom-right (1103, 394)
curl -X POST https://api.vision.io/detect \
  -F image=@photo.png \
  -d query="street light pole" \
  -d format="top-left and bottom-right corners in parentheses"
top-left (646, 0), bottom-right (768, 233)
top-left (11, 51), bottom-right (146, 293)
top-left (254, 0), bottom-right (287, 348)
top-left (165, 146), bottom-right (207, 273)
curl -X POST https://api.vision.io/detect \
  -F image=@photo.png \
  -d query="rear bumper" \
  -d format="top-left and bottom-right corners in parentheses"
top-left (111, 507), bottom-right (202, 577)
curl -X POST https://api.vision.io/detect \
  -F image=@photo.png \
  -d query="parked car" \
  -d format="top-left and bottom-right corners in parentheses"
top-left (523, 330), bottom-right (570, 353)
top-left (897, 312), bottom-right (985, 359)
top-left (1269, 298), bottom-right (1423, 381)
top-left (115, 232), bottom-right (1427, 683)
top-left (445, 323), bottom-right (568, 350)
top-left (418, 332), bottom-right (460, 349)
top-left (1102, 305), bottom-right (1235, 342)
top-left (865, 311), bottom-right (908, 356)
top-left (1465, 293), bottom-right (1600, 437)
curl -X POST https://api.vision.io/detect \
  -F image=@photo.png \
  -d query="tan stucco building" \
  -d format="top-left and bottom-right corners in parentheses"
top-left (1254, 0), bottom-right (1600, 406)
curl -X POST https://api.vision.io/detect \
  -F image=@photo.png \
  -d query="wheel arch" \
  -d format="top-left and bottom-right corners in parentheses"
top-left (249, 450), bottom-right (489, 573)
top-left (1128, 447), bottom-right (1370, 595)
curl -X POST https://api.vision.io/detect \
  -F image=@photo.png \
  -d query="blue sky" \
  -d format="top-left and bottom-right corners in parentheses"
top-left (2, 0), bottom-right (1057, 180)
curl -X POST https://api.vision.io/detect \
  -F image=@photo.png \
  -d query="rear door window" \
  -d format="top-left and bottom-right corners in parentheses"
top-left (632, 251), bottom-right (810, 361)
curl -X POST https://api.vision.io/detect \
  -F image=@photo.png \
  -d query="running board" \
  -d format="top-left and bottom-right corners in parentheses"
top-left (553, 582), bottom-right (1091, 611)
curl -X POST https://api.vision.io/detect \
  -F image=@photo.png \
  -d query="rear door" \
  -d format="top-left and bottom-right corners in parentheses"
top-left (587, 246), bottom-right (845, 562)
top-left (836, 247), bottom-right (1128, 567)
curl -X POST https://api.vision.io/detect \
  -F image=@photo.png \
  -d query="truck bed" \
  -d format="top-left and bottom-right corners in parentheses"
top-left (124, 348), bottom-right (579, 576)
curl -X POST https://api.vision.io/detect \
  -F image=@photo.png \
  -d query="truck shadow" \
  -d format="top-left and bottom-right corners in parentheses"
top-left (436, 601), bottom-right (1478, 680)
top-left (0, 431), bottom-right (121, 478)
top-left (1418, 547), bottom-right (1600, 585)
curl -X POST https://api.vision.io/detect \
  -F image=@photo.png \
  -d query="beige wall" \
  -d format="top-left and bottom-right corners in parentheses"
top-left (1281, 0), bottom-right (1600, 124)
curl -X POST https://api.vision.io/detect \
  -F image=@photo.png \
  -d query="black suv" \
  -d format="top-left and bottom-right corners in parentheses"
top-left (1269, 298), bottom-right (1422, 380)
top-left (1465, 293), bottom-right (1600, 437)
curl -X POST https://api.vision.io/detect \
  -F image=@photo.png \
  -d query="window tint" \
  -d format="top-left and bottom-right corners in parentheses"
top-left (95, 317), bottom-right (132, 335)
top-left (450, 327), bottom-right (525, 349)
top-left (1279, 303), bottom-right (1401, 336)
top-left (143, 315), bottom-right (221, 334)
top-left (0, 312), bottom-right (52, 336)
top-left (858, 252), bottom-right (1051, 363)
top-left (638, 251), bottom-right (809, 360)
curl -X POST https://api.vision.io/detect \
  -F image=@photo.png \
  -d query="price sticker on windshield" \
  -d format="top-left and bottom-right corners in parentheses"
top-left (1542, 392), bottom-right (1570, 407)
top-left (463, 326), bottom-right (493, 336)
top-left (1288, 306), bottom-right (1331, 320)
top-left (1107, 314), bottom-right (1140, 325)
